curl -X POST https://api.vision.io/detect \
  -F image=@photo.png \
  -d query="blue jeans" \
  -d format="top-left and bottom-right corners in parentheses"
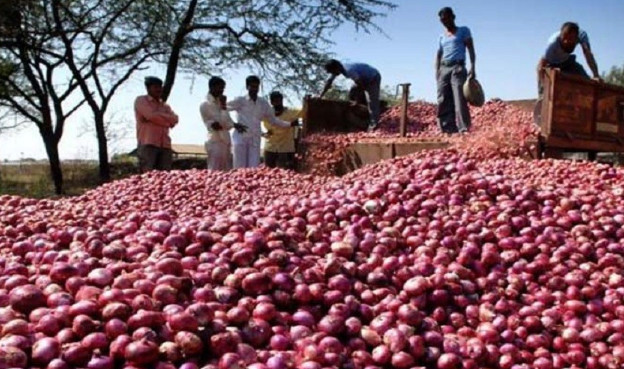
top-left (437, 63), bottom-right (471, 133)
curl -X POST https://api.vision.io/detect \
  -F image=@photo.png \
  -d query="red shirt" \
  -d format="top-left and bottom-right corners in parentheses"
top-left (134, 95), bottom-right (178, 149)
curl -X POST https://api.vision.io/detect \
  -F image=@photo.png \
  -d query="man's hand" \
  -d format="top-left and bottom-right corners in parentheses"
top-left (233, 123), bottom-right (248, 133)
top-left (211, 122), bottom-right (223, 130)
top-left (290, 120), bottom-right (300, 127)
top-left (592, 76), bottom-right (604, 83)
top-left (468, 67), bottom-right (476, 80)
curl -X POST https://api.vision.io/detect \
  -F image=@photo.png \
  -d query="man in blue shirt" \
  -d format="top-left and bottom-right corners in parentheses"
top-left (320, 59), bottom-right (382, 131)
top-left (537, 22), bottom-right (601, 95)
top-left (435, 7), bottom-right (476, 134)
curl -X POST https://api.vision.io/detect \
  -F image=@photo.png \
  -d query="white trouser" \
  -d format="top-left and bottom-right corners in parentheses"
top-left (232, 136), bottom-right (261, 169)
top-left (205, 141), bottom-right (232, 171)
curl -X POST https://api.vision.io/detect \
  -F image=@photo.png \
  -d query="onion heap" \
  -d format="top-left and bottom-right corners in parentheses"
top-left (0, 105), bottom-right (622, 369)
top-left (301, 100), bottom-right (539, 176)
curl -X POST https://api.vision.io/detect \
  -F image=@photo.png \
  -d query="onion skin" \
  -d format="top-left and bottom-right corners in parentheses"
top-left (32, 337), bottom-right (61, 366)
top-left (9, 284), bottom-right (46, 313)
top-left (124, 339), bottom-right (159, 365)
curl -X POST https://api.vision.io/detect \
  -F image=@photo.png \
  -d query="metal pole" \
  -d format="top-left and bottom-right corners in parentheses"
top-left (399, 83), bottom-right (411, 138)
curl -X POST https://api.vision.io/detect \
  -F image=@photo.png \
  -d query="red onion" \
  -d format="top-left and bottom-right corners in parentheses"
top-left (175, 331), bottom-right (204, 356)
top-left (9, 284), bottom-right (46, 313)
top-left (62, 342), bottom-right (91, 366)
top-left (87, 354), bottom-right (114, 369)
top-left (32, 337), bottom-right (61, 366)
top-left (124, 338), bottom-right (159, 365)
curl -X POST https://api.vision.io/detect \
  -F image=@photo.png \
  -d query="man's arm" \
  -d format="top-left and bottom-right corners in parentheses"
top-left (435, 48), bottom-right (442, 79)
top-left (226, 96), bottom-right (243, 112)
top-left (320, 75), bottom-right (336, 98)
top-left (465, 37), bottom-right (476, 79)
top-left (199, 101), bottom-right (222, 131)
top-left (263, 100), bottom-right (294, 128)
top-left (581, 42), bottom-right (600, 80)
top-left (536, 57), bottom-right (549, 84)
top-left (134, 97), bottom-right (176, 128)
top-left (162, 104), bottom-right (179, 127)
top-left (220, 110), bottom-right (235, 130)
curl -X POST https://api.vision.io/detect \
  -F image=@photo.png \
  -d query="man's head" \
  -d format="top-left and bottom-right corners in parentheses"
top-left (208, 76), bottom-right (226, 98)
top-left (438, 7), bottom-right (456, 29)
top-left (559, 22), bottom-right (580, 53)
top-left (144, 76), bottom-right (163, 99)
top-left (246, 75), bottom-right (261, 99)
top-left (269, 91), bottom-right (284, 108)
top-left (324, 59), bottom-right (343, 75)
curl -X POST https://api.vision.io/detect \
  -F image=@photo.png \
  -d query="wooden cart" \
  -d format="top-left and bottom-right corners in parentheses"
top-left (300, 97), bottom-right (370, 135)
top-left (538, 69), bottom-right (624, 159)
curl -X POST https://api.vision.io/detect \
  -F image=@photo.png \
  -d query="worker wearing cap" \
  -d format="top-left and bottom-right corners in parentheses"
top-left (320, 59), bottom-right (382, 131)
top-left (262, 91), bottom-right (301, 170)
top-left (537, 22), bottom-right (602, 96)
top-left (134, 76), bottom-right (178, 172)
top-left (227, 76), bottom-right (298, 169)
top-left (199, 77), bottom-right (246, 171)
top-left (435, 7), bottom-right (475, 134)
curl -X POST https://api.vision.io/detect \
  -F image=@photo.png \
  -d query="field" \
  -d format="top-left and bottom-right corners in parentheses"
top-left (0, 157), bottom-right (206, 198)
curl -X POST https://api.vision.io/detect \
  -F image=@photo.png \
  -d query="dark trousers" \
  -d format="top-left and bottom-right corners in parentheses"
top-left (137, 144), bottom-right (173, 173)
top-left (264, 151), bottom-right (295, 170)
top-left (365, 73), bottom-right (382, 128)
top-left (437, 63), bottom-right (471, 133)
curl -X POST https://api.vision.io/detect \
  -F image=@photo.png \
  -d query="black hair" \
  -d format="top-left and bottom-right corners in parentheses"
top-left (324, 59), bottom-right (343, 73)
top-left (561, 22), bottom-right (579, 35)
top-left (246, 75), bottom-right (260, 86)
top-left (438, 7), bottom-right (454, 17)
top-left (208, 76), bottom-right (225, 89)
top-left (269, 91), bottom-right (283, 100)
top-left (144, 76), bottom-right (163, 87)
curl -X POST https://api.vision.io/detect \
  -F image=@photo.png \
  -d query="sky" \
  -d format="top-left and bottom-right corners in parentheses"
top-left (1, 0), bottom-right (623, 161)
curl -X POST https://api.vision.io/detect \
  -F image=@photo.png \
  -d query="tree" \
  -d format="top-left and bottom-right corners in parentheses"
top-left (49, 0), bottom-right (164, 182)
top-left (3, 0), bottom-right (396, 190)
top-left (146, 0), bottom-right (397, 101)
top-left (603, 63), bottom-right (624, 87)
top-left (0, 1), bottom-right (86, 194)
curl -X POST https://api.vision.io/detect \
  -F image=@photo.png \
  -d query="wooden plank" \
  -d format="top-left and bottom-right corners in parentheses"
top-left (302, 98), bottom-right (368, 134)
top-left (544, 135), bottom-right (624, 153)
top-left (541, 70), bottom-right (624, 152)
top-left (350, 142), bottom-right (394, 166)
top-left (394, 142), bottom-right (450, 157)
top-left (550, 75), bottom-right (594, 135)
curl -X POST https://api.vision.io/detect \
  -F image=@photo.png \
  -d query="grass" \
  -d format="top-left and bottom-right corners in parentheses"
top-left (0, 156), bottom-right (206, 199)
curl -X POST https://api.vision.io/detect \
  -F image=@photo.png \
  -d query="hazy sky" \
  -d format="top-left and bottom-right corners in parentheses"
top-left (1, 0), bottom-right (623, 161)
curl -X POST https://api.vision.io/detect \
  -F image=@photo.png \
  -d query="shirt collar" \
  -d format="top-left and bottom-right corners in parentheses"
top-left (245, 95), bottom-right (260, 103)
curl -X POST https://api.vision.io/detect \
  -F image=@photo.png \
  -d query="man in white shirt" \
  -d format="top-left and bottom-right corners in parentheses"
top-left (227, 75), bottom-right (299, 169)
top-left (199, 77), bottom-right (246, 171)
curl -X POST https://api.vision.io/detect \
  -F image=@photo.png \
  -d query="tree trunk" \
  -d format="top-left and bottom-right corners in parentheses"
top-left (40, 127), bottom-right (64, 195)
top-left (94, 113), bottom-right (111, 182)
top-left (161, 0), bottom-right (197, 101)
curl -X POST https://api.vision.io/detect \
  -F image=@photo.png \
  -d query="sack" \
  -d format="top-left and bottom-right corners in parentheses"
top-left (463, 78), bottom-right (485, 107)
